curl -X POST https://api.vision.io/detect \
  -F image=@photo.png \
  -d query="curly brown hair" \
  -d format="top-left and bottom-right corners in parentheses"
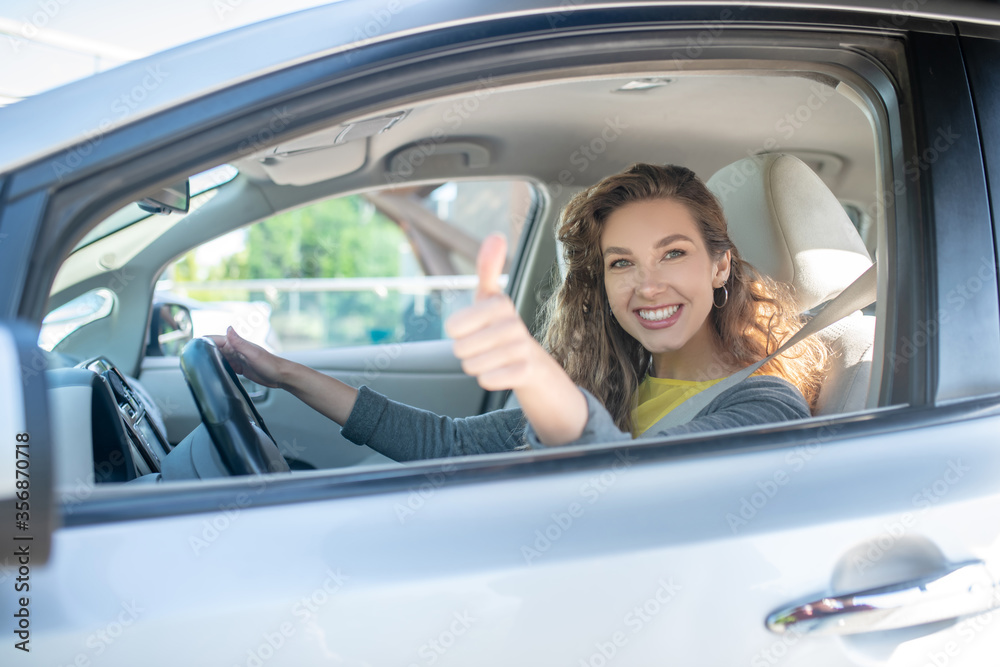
top-left (541, 163), bottom-right (829, 432)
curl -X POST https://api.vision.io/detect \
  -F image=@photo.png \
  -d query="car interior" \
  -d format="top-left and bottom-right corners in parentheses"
top-left (37, 60), bottom-right (892, 494)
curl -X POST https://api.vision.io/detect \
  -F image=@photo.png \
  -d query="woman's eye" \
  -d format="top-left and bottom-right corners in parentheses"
top-left (664, 249), bottom-right (686, 260)
top-left (609, 258), bottom-right (631, 269)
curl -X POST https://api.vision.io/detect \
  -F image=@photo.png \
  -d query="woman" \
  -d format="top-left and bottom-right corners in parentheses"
top-left (213, 164), bottom-right (826, 459)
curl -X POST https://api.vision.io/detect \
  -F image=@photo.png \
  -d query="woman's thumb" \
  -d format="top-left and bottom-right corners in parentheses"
top-left (475, 233), bottom-right (507, 302)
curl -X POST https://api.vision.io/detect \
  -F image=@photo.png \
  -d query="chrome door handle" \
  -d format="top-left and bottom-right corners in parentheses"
top-left (767, 561), bottom-right (999, 636)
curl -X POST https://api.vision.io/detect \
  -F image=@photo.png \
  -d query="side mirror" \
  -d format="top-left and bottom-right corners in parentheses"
top-left (137, 179), bottom-right (190, 215)
top-left (147, 303), bottom-right (195, 357)
top-left (0, 320), bottom-right (54, 568)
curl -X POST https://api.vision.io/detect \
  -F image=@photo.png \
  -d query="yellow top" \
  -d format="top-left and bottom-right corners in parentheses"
top-left (631, 374), bottom-right (725, 437)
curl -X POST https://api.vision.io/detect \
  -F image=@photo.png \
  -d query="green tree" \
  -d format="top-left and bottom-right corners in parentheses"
top-left (176, 195), bottom-right (412, 348)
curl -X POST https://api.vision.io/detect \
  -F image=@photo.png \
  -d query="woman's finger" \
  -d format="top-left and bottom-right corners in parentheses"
top-left (451, 313), bottom-right (530, 361)
top-left (458, 337), bottom-right (536, 380)
top-left (445, 294), bottom-right (517, 339)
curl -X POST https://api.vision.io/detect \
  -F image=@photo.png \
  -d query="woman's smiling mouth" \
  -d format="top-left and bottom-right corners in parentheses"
top-left (635, 304), bottom-right (682, 328)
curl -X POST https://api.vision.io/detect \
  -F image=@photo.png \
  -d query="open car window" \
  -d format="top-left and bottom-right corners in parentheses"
top-left (154, 179), bottom-right (536, 352)
top-left (37, 54), bottom-right (895, 486)
top-left (24, 0), bottom-right (949, 506)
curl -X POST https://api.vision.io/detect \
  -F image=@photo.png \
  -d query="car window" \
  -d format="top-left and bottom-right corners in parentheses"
top-left (155, 180), bottom-right (536, 351)
top-left (38, 288), bottom-right (115, 351)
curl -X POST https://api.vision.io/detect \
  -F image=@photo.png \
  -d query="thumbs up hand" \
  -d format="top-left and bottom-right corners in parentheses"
top-left (445, 233), bottom-right (538, 391)
top-left (445, 234), bottom-right (587, 445)
top-left (445, 233), bottom-right (588, 445)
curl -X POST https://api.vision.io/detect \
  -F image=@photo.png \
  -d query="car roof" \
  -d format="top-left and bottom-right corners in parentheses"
top-left (0, 0), bottom-right (998, 177)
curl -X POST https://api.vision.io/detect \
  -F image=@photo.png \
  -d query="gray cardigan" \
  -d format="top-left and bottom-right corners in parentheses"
top-left (340, 375), bottom-right (810, 461)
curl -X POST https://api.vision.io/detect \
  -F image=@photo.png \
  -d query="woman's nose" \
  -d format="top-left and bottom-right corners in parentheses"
top-left (635, 265), bottom-right (665, 298)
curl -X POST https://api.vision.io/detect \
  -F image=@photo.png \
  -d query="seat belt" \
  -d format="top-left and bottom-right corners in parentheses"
top-left (640, 263), bottom-right (878, 436)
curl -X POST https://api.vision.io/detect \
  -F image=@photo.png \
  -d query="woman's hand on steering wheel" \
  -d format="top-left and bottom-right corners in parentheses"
top-left (208, 327), bottom-right (286, 389)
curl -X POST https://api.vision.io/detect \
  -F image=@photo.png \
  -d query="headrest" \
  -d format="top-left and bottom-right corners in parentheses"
top-left (707, 153), bottom-right (872, 312)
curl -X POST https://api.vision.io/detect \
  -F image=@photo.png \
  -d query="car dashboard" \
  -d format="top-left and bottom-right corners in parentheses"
top-left (83, 357), bottom-right (171, 472)
top-left (47, 356), bottom-right (173, 494)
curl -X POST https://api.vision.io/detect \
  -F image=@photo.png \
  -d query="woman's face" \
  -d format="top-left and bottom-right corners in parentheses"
top-left (601, 198), bottom-right (730, 370)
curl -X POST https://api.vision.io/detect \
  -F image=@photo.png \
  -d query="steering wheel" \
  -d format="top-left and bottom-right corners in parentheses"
top-left (179, 337), bottom-right (290, 475)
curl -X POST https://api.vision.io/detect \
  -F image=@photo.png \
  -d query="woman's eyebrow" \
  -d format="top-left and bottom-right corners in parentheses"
top-left (603, 245), bottom-right (631, 256)
top-left (603, 234), bottom-right (694, 256)
top-left (655, 233), bottom-right (694, 248)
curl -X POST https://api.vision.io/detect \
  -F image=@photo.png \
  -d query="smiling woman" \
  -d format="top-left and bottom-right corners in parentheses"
top-left (548, 163), bottom-right (828, 436)
top-left (212, 163), bottom-right (818, 459)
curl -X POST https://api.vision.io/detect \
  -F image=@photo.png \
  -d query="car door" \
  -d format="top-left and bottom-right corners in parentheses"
top-left (3, 3), bottom-right (1000, 666)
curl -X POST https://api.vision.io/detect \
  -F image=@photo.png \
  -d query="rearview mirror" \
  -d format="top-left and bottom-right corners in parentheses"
top-left (0, 320), bottom-right (54, 569)
top-left (137, 179), bottom-right (190, 215)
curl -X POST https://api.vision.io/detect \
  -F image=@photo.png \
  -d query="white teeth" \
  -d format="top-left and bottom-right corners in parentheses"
top-left (638, 305), bottom-right (679, 321)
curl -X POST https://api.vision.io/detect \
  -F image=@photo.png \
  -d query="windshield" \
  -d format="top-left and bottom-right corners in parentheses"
top-left (73, 164), bottom-right (238, 250)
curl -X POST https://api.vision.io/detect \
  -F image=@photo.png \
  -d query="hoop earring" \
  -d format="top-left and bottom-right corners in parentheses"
top-left (713, 284), bottom-right (729, 309)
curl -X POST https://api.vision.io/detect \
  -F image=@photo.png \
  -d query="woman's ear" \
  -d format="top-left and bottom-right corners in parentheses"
top-left (713, 250), bottom-right (732, 287)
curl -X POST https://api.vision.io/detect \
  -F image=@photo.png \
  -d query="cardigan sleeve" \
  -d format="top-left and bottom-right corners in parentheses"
top-left (340, 385), bottom-right (526, 461)
top-left (341, 376), bottom-right (809, 459)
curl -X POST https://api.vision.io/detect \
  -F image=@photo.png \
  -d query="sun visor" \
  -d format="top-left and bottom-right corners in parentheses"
top-left (258, 140), bottom-right (367, 185)
top-left (258, 111), bottom-right (407, 185)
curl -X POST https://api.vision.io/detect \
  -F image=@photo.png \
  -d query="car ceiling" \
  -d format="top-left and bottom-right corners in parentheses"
top-left (47, 66), bottom-right (880, 365)
top-left (231, 71), bottom-right (876, 211)
top-left (51, 68), bottom-right (878, 315)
